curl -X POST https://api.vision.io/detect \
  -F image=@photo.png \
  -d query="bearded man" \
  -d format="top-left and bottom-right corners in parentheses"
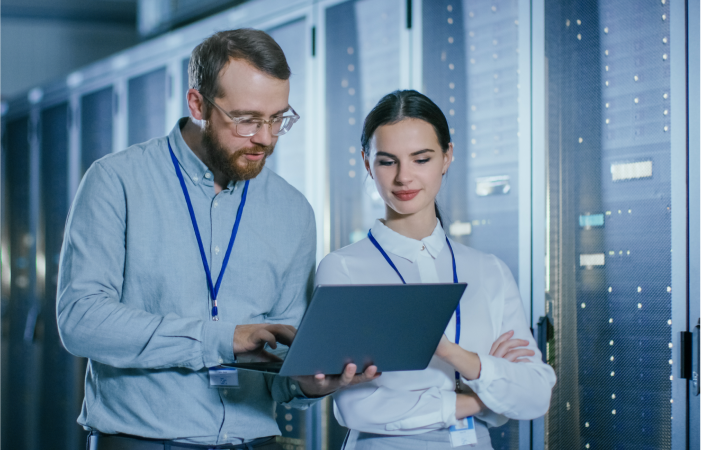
top-left (57, 29), bottom-right (376, 450)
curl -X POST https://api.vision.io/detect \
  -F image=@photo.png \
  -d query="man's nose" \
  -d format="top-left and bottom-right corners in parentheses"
top-left (251, 123), bottom-right (274, 147)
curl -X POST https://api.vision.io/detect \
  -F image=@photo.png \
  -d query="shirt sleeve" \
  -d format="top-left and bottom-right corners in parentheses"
top-left (57, 161), bottom-right (238, 370)
top-left (462, 255), bottom-right (557, 421)
top-left (266, 203), bottom-right (320, 409)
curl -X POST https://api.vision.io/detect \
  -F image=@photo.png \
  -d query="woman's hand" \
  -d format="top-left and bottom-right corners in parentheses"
top-left (489, 330), bottom-right (535, 363)
top-left (455, 392), bottom-right (486, 420)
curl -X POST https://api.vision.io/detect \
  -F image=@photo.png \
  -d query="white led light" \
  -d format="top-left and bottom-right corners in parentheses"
top-left (612, 394), bottom-right (616, 399)
top-left (664, 93), bottom-right (669, 99)
top-left (609, 318), bottom-right (613, 323)
top-left (449, 221), bottom-right (472, 237)
top-left (667, 286), bottom-right (672, 292)
top-left (610, 356), bottom-right (614, 361)
top-left (669, 343), bottom-right (673, 348)
top-left (611, 161), bottom-right (653, 181)
top-left (663, 54), bottom-right (668, 60)
top-left (604, 27), bottom-right (609, 33)
top-left (348, 170), bottom-right (356, 178)
top-left (577, 19), bottom-right (581, 25)
top-left (579, 137), bottom-right (584, 143)
top-left (449, 109), bottom-right (455, 116)
top-left (580, 253), bottom-right (605, 267)
top-left (447, 18), bottom-right (454, 24)
top-left (606, 118), bottom-right (610, 124)
top-left (610, 340), bottom-right (614, 346)
top-left (449, 96), bottom-right (455, 103)
top-left (612, 410), bottom-right (616, 415)
top-left (449, 64), bottom-right (455, 70)
top-left (606, 102), bottom-right (610, 108)
top-left (637, 286), bottom-right (642, 292)
top-left (448, 37), bottom-right (454, 44)
top-left (608, 287), bottom-right (613, 292)
top-left (349, 118), bottom-right (355, 125)
top-left (581, 303), bottom-right (586, 309)
top-left (577, 34), bottom-right (582, 40)
top-left (566, 19), bottom-right (570, 27)
top-left (662, 14), bottom-right (666, 20)
top-left (664, 125), bottom-right (669, 132)
top-left (664, 110), bottom-right (669, 115)
top-left (349, 158), bottom-right (356, 166)
top-left (605, 49), bottom-right (609, 56)
top-left (634, 75), bottom-right (639, 81)
top-left (471, 139), bottom-right (476, 145)
top-left (670, 375), bottom-right (674, 380)
top-left (447, 5), bottom-right (453, 12)
top-left (348, 64), bottom-right (355, 72)
top-left (347, 47), bottom-right (354, 54)
top-left (449, 82), bottom-right (455, 89)
top-left (638, 303), bottom-right (642, 309)
top-left (663, 37), bottom-right (668, 44)
top-left (668, 319), bottom-right (672, 325)
top-left (611, 371), bottom-right (615, 376)
top-left (634, 98), bottom-right (639, 103)
top-left (669, 359), bottom-right (673, 365)
top-left (585, 422), bottom-right (589, 427)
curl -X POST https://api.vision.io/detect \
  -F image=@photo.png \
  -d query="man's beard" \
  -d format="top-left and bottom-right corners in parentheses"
top-left (202, 121), bottom-right (275, 181)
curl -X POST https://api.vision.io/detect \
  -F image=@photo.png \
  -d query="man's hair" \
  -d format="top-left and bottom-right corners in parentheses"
top-left (188, 28), bottom-right (290, 106)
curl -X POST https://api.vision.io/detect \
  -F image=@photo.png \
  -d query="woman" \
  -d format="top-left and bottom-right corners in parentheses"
top-left (315, 90), bottom-right (556, 449)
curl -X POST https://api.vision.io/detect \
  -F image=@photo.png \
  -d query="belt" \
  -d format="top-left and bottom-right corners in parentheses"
top-left (87, 432), bottom-right (283, 450)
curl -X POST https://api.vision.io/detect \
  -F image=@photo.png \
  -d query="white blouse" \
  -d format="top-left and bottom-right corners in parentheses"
top-left (315, 219), bottom-right (556, 435)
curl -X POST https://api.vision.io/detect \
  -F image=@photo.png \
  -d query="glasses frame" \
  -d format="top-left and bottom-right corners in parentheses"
top-left (201, 93), bottom-right (300, 137)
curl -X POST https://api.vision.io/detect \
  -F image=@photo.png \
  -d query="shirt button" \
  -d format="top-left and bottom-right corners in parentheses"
top-left (218, 358), bottom-right (223, 364)
top-left (215, 246), bottom-right (220, 255)
top-left (291, 384), bottom-right (297, 391)
top-left (223, 433), bottom-right (228, 439)
top-left (193, 176), bottom-right (199, 182)
top-left (213, 201), bottom-right (219, 208)
top-left (205, 172), bottom-right (211, 179)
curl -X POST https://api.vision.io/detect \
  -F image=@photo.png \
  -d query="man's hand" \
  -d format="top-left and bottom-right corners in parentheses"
top-left (293, 363), bottom-right (380, 398)
top-left (233, 324), bottom-right (297, 362)
top-left (489, 330), bottom-right (535, 362)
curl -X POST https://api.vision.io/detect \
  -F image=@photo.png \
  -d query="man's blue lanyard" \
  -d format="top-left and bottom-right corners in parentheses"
top-left (168, 138), bottom-right (249, 321)
top-left (367, 229), bottom-right (462, 387)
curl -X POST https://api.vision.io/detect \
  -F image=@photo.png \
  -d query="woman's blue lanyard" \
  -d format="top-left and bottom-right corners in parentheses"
top-left (367, 230), bottom-right (462, 389)
top-left (168, 138), bottom-right (249, 321)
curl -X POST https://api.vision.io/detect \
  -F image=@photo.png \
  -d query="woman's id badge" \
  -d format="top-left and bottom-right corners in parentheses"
top-left (449, 416), bottom-right (477, 447)
top-left (208, 367), bottom-right (239, 388)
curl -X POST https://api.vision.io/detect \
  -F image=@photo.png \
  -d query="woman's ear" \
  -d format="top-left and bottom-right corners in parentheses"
top-left (442, 143), bottom-right (454, 175)
top-left (362, 149), bottom-right (373, 179)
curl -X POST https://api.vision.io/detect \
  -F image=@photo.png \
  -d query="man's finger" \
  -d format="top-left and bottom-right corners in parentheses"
top-left (268, 324), bottom-right (296, 347)
top-left (254, 329), bottom-right (278, 350)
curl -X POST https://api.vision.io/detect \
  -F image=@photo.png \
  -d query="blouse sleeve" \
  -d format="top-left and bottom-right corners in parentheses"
top-left (462, 255), bottom-right (557, 421)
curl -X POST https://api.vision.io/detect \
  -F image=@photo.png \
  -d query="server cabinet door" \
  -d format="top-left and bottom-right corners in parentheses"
top-left (128, 67), bottom-right (167, 146)
top-left (39, 102), bottom-right (84, 450)
top-left (81, 87), bottom-right (114, 174)
top-left (422, 1), bottom-right (523, 448)
top-left (2, 115), bottom-right (40, 450)
top-left (543, 0), bottom-right (679, 448)
top-left (267, 18), bottom-right (309, 198)
top-left (325, 0), bottom-right (404, 447)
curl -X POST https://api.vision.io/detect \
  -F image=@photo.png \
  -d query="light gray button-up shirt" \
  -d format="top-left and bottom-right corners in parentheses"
top-left (57, 118), bottom-right (317, 445)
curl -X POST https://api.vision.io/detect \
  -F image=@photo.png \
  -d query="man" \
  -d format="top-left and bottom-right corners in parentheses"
top-left (57, 29), bottom-right (377, 450)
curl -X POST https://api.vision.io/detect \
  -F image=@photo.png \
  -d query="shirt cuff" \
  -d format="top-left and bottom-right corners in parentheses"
top-left (462, 353), bottom-right (506, 414)
top-left (202, 320), bottom-right (237, 368)
top-left (441, 389), bottom-right (459, 428)
top-left (280, 378), bottom-right (320, 409)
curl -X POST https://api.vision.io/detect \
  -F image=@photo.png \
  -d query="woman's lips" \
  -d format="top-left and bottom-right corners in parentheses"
top-left (244, 153), bottom-right (265, 161)
top-left (393, 189), bottom-right (420, 201)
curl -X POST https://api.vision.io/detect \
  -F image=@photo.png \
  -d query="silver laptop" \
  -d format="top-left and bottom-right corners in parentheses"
top-left (225, 283), bottom-right (467, 377)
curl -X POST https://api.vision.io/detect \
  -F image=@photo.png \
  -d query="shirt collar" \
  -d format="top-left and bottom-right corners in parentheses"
top-left (167, 118), bottom-right (237, 193)
top-left (369, 218), bottom-right (446, 263)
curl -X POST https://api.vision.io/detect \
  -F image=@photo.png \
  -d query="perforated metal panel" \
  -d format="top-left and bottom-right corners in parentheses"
top-left (544, 0), bottom-right (673, 448)
top-left (422, 1), bottom-right (522, 447)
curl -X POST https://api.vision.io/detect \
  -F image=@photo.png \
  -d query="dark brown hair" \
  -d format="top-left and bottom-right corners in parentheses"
top-left (188, 28), bottom-right (290, 112)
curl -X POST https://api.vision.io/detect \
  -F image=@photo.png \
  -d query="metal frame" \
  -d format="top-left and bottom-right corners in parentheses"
top-left (671, 0), bottom-right (690, 448)
top-left (688, 0), bottom-right (700, 446)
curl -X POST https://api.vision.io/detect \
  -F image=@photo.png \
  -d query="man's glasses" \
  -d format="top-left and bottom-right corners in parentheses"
top-left (201, 94), bottom-right (300, 137)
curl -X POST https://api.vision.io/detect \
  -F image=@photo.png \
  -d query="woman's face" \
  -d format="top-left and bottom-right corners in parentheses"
top-left (363, 118), bottom-right (452, 218)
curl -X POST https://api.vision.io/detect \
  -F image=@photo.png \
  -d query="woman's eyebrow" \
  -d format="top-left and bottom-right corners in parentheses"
top-left (375, 148), bottom-right (436, 158)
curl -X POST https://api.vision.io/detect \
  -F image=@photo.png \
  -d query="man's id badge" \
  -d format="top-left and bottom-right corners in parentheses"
top-left (449, 416), bottom-right (477, 447)
top-left (208, 367), bottom-right (239, 388)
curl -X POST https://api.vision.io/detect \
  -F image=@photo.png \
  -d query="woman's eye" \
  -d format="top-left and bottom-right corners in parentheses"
top-left (378, 160), bottom-right (395, 166)
top-left (416, 158), bottom-right (430, 164)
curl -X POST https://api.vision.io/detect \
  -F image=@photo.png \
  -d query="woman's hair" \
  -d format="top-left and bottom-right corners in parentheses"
top-left (360, 89), bottom-right (451, 224)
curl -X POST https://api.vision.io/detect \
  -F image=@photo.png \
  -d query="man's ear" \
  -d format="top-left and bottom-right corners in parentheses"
top-left (187, 89), bottom-right (206, 121)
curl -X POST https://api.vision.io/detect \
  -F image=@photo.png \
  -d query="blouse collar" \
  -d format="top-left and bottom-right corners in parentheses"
top-left (369, 218), bottom-right (446, 263)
